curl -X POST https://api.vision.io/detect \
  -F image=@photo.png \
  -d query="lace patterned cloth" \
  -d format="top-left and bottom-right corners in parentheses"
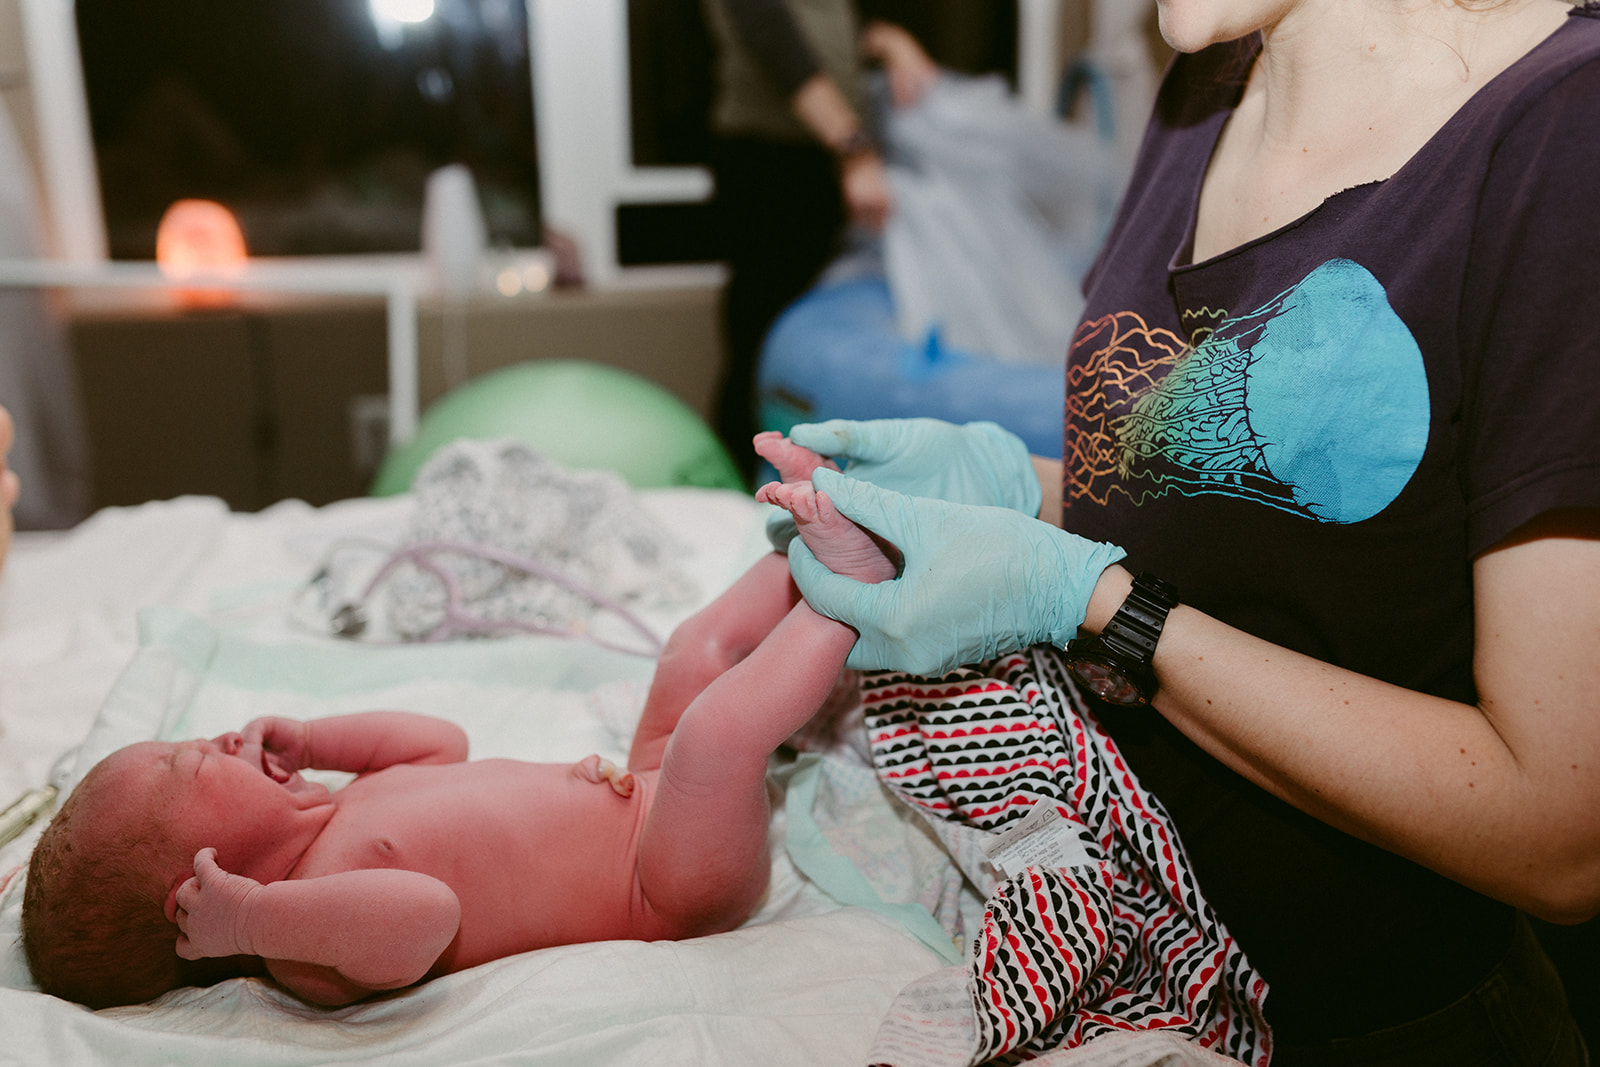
top-left (384, 439), bottom-right (697, 640)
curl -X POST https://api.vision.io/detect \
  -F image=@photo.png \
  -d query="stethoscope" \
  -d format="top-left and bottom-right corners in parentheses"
top-left (312, 538), bottom-right (666, 658)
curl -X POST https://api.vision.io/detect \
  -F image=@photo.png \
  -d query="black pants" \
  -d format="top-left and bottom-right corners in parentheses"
top-left (709, 135), bottom-right (846, 485)
top-left (1274, 915), bottom-right (1589, 1067)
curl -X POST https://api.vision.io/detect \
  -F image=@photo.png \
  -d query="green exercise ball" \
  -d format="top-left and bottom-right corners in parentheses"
top-left (371, 360), bottom-right (744, 496)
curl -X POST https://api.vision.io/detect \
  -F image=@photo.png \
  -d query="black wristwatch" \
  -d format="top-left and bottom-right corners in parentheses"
top-left (1063, 571), bottom-right (1179, 707)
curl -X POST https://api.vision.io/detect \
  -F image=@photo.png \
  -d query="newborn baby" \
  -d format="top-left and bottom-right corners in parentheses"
top-left (22, 432), bottom-right (893, 1009)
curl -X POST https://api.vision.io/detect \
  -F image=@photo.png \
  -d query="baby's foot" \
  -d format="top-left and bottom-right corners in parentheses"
top-left (752, 431), bottom-right (838, 484)
top-left (755, 480), bottom-right (897, 583)
top-left (575, 754), bottom-right (635, 797)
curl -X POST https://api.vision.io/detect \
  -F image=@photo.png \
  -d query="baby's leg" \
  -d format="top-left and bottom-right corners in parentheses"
top-left (636, 434), bottom-right (895, 937)
top-left (634, 596), bottom-right (860, 938)
top-left (756, 479), bottom-right (898, 583)
top-left (627, 553), bottom-right (798, 772)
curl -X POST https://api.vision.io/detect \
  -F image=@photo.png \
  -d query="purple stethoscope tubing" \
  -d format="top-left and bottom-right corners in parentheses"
top-left (359, 539), bottom-right (665, 657)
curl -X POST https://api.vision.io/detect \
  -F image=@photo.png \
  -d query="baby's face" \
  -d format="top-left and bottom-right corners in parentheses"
top-left (169, 733), bottom-right (306, 789)
top-left (89, 733), bottom-right (333, 864)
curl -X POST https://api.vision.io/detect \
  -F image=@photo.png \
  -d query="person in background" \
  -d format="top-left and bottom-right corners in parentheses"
top-left (776, 0), bottom-right (1600, 1061)
top-left (700, 0), bottom-right (937, 483)
top-left (0, 404), bottom-right (22, 574)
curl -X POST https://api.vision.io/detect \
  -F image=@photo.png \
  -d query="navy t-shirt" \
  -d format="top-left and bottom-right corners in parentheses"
top-left (1063, 8), bottom-right (1600, 1042)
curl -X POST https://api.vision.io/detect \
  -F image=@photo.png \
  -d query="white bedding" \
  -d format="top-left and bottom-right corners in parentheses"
top-left (0, 489), bottom-right (950, 1066)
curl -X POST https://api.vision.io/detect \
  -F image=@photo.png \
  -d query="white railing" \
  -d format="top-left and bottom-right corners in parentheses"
top-left (0, 258), bottom-right (425, 447)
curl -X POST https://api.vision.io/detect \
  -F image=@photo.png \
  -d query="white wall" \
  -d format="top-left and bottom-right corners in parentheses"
top-left (17, 0), bottom-right (102, 262)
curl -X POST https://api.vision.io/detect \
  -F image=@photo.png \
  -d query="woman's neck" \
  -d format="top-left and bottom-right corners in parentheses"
top-left (1191, 0), bottom-right (1570, 262)
top-left (1250, 0), bottom-right (1568, 155)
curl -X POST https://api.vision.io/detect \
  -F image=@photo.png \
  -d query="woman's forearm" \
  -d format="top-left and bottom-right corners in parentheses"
top-left (1084, 530), bottom-right (1600, 922)
top-left (1150, 607), bottom-right (1538, 905)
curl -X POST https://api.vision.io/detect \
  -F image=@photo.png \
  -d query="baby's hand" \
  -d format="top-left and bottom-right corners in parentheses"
top-left (575, 754), bottom-right (635, 797)
top-left (173, 848), bottom-right (263, 960)
top-left (242, 717), bottom-right (311, 777)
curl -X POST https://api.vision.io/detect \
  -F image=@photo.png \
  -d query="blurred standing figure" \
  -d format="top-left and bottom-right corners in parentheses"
top-left (0, 100), bottom-right (90, 531)
top-left (700, 0), bottom-right (934, 483)
top-left (0, 404), bottom-right (21, 572)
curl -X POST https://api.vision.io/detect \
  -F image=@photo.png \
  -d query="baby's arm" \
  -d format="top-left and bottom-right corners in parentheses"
top-left (244, 712), bottom-right (469, 777)
top-left (172, 848), bottom-right (460, 1007)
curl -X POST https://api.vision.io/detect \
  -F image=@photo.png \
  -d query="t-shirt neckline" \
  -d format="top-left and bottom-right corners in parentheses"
top-left (1171, 10), bottom-right (1585, 274)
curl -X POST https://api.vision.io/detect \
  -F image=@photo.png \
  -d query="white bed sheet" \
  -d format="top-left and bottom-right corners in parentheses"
top-left (0, 489), bottom-right (948, 1067)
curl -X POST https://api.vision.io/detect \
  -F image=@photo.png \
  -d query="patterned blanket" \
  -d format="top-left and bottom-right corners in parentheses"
top-left (860, 648), bottom-right (1270, 1067)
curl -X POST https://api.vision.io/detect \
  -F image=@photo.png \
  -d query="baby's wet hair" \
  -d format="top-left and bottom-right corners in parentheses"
top-left (20, 763), bottom-right (238, 1008)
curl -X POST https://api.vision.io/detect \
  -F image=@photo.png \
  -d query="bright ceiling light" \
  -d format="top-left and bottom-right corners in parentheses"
top-left (370, 0), bottom-right (435, 26)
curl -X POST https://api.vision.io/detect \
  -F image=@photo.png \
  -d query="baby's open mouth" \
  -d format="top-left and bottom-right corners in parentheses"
top-left (260, 748), bottom-right (293, 784)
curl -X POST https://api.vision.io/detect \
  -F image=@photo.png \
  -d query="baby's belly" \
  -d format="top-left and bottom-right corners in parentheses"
top-left (296, 760), bottom-right (658, 968)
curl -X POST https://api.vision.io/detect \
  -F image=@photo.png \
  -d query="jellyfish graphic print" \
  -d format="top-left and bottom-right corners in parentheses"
top-left (1067, 258), bottom-right (1430, 524)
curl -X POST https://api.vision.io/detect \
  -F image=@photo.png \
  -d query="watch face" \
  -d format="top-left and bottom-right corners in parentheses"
top-left (1068, 659), bottom-right (1145, 706)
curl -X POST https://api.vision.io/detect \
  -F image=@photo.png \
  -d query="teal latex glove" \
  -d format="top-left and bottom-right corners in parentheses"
top-left (789, 468), bottom-right (1126, 675)
top-left (764, 418), bottom-right (1042, 552)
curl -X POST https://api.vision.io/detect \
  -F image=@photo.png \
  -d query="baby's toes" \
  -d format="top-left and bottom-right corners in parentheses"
top-left (812, 490), bottom-right (843, 529)
top-left (783, 483), bottom-right (822, 525)
top-left (751, 432), bottom-right (790, 470)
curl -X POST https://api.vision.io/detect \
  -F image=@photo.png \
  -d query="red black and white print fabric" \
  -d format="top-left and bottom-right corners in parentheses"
top-left (861, 647), bottom-right (1270, 1067)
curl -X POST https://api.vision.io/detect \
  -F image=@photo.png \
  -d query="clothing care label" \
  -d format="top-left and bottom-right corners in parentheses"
top-left (980, 801), bottom-right (1096, 880)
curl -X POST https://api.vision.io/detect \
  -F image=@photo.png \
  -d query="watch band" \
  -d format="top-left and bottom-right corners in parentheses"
top-left (1098, 571), bottom-right (1180, 667)
top-left (1063, 571), bottom-right (1179, 706)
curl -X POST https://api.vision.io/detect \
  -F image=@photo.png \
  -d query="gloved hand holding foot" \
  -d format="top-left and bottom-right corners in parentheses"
top-left (790, 418), bottom-right (1042, 515)
top-left (764, 418), bottom-right (1042, 552)
top-left (788, 468), bottom-right (1125, 675)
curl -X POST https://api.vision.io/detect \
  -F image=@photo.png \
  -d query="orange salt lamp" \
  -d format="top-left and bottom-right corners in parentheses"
top-left (155, 199), bottom-right (248, 308)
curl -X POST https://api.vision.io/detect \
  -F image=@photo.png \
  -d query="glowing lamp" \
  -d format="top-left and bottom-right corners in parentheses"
top-left (156, 199), bottom-right (248, 307)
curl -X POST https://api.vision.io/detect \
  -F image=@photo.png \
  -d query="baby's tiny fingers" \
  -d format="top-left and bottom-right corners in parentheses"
top-left (262, 751), bottom-right (293, 783)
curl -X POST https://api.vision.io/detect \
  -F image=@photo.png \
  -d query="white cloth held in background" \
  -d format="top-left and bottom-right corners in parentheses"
top-left (880, 74), bottom-right (1128, 368)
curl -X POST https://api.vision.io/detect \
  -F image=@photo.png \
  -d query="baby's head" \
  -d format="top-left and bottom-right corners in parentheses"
top-left (23, 744), bottom-right (225, 1007)
top-left (22, 734), bottom-right (329, 1007)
